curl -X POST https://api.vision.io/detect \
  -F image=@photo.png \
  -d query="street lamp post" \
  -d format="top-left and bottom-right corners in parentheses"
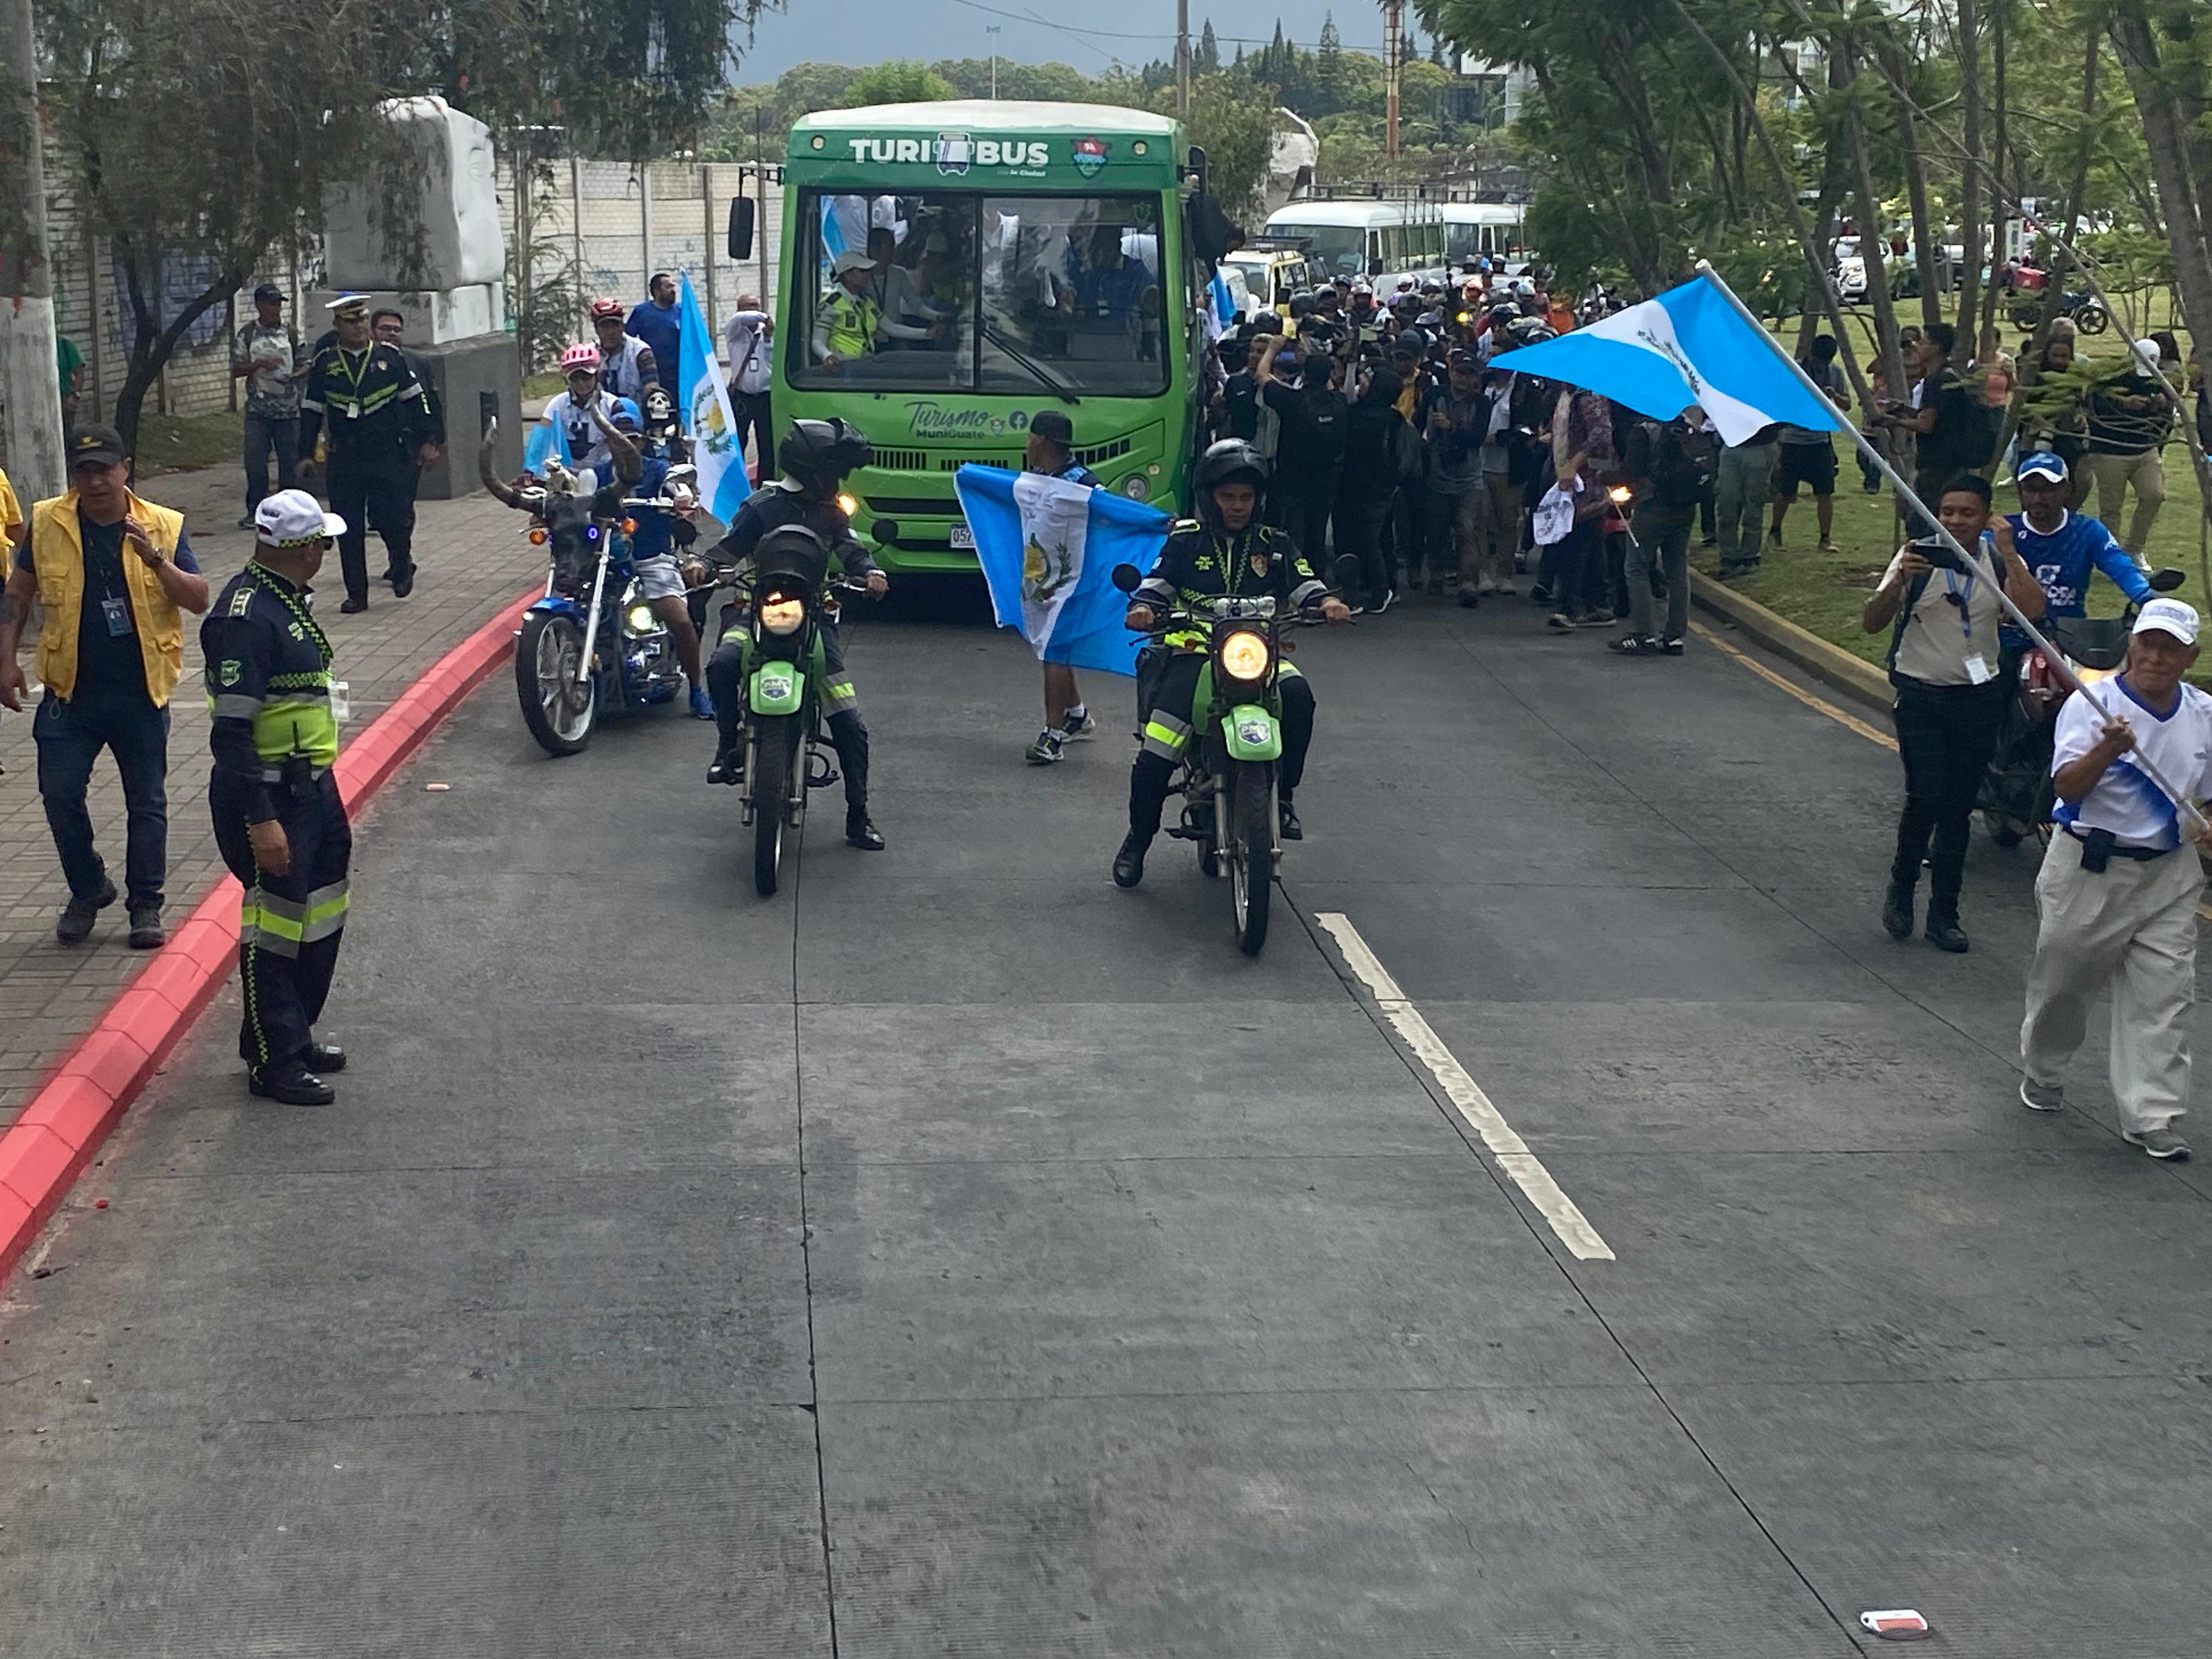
top-left (986, 26), bottom-right (1000, 99)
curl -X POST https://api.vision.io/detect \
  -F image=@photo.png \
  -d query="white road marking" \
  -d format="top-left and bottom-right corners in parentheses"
top-left (1316, 912), bottom-right (1616, 1263)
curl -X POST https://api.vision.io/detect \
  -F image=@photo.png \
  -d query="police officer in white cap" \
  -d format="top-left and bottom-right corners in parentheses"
top-left (202, 489), bottom-right (354, 1105)
top-left (2019, 596), bottom-right (2212, 1159)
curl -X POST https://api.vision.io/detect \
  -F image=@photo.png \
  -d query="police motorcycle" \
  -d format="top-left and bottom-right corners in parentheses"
top-left (479, 410), bottom-right (689, 755)
top-left (1110, 558), bottom-right (1346, 957)
top-left (1980, 567), bottom-right (2187, 847)
top-left (713, 524), bottom-right (870, 896)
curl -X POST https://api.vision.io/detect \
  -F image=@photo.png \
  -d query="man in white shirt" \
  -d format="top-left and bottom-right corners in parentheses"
top-left (723, 294), bottom-right (774, 472)
top-left (2019, 597), bottom-right (2212, 1159)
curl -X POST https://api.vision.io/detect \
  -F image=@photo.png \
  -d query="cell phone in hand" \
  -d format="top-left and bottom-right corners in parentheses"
top-left (1909, 534), bottom-right (1961, 571)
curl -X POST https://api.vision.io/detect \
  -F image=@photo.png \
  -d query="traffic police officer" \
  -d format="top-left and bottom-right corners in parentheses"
top-left (702, 419), bottom-right (889, 849)
top-left (1114, 440), bottom-right (1350, 889)
top-left (203, 489), bottom-right (354, 1105)
top-left (298, 294), bottom-right (438, 612)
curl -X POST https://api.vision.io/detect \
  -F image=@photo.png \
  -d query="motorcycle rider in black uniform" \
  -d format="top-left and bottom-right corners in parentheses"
top-left (701, 418), bottom-right (889, 850)
top-left (1113, 439), bottom-right (1351, 889)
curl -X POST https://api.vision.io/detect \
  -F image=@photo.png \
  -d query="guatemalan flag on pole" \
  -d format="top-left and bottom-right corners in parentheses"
top-left (954, 465), bottom-right (1173, 676)
top-left (1498, 270), bottom-right (1842, 446)
top-left (675, 270), bottom-right (752, 520)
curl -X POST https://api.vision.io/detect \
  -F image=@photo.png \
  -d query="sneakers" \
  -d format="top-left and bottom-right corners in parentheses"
top-left (2018, 1078), bottom-right (2064, 1113)
top-left (1578, 608), bottom-right (1615, 627)
top-left (1476, 577), bottom-right (1499, 595)
top-left (1370, 589), bottom-right (1397, 614)
top-left (1495, 582), bottom-right (1517, 597)
top-left (57, 878), bottom-right (118, 945)
top-left (339, 596), bottom-right (369, 614)
top-left (1818, 537), bottom-right (1837, 552)
top-left (307, 1041), bottom-right (348, 1073)
top-left (1060, 704), bottom-right (1096, 741)
top-left (1112, 832), bottom-right (1148, 889)
top-left (688, 685), bottom-right (716, 721)
top-left (2124, 1125), bottom-right (2191, 1160)
top-left (1547, 612), bottom-right (1575, 631)
top-left (126, 906), bottom-right (166, 950)
top-left (1528, 583), bottom-right (1552, 606)
top-left (1657, 635), bottom-right (1685, 655)
top-left (1024, 730), bottom-right (1066, 765)
top-left (1925, 915), bottom-right (1970, 953)
top-left (1608, 634), bottom-right (1661, 656)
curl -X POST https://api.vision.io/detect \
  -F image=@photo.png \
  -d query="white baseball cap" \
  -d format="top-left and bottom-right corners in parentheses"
top-left (831, 250), bottom-right (878, 276)
top-left (255, 488), bottom-right (346, 548)
top-left (2132, 596), bottom-right (2199, 646)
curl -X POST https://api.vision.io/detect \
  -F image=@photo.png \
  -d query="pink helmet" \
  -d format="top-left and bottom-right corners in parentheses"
top-left (560, 341), bottom-right (601, 374)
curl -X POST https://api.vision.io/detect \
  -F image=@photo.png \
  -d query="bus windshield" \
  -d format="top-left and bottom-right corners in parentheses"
top-left (1268, 223), bottom-right (1364, 278)
top-left (791, 189), bottom-right (1170, 398)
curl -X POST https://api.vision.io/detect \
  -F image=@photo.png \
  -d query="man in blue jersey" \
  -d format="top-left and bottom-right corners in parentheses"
top-left (589, 399), bottom-right (712, 720)
top-left (2007, 450), bottom-right (2153, 619)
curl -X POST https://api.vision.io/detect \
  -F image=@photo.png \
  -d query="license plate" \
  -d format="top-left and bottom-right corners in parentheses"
top-left (949, 523), bottom-right (975, 550)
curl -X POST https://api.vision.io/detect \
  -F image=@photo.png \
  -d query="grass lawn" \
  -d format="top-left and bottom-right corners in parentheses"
top-left (133, 411), bottom-right (244, 478)
top-left (522, 370), bottom-right (566, 399)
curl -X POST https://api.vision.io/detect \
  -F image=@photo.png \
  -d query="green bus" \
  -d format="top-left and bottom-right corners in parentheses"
top-left (741, 100), bottom-right (1221, 573)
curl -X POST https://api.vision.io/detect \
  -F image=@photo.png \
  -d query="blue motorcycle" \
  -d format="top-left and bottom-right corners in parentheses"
top-left (480, 420), bottom-right (688, 755)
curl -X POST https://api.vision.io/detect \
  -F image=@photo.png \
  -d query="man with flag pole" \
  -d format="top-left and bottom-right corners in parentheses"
top-left (1505, 263), bottom-right (2212, 1152)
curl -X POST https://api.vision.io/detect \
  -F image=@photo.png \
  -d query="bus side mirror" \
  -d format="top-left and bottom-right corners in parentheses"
top-left (1189, 191), bottom-right (1232, 267)
top-left (729, 196), bottom-right (755, 262)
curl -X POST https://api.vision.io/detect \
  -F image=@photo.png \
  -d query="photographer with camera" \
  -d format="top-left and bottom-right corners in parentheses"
top-left (1862, 475), bottom-right (2045, 952)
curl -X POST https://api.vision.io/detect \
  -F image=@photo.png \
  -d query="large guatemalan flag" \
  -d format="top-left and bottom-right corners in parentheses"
top-left (676, 271), bottom-right (752, 520)
top-left (1499, 272), bottom-right (1843, 447)
top-left (953, 465), bottom-right (1172, 676)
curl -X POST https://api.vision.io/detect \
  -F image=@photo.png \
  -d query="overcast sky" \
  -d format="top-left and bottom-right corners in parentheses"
top-left (731, 1), bottom-right (1398, 83)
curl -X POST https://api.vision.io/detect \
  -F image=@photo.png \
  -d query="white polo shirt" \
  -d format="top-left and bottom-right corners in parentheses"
top-left (2051, 675), bottom-right (2212, 850)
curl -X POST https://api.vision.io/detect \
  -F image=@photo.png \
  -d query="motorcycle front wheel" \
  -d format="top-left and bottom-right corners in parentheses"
top-left (2075, 303), bottom-right (2109, 335)
top-left (1227, 760), bottom-right (1274, 957)
top-left (751, 715), bottom-right (798, 896)
top-left (516, 612), bottom-right (595, 755)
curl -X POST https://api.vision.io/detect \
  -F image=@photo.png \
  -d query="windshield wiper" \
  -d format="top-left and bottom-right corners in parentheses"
top-left (981, 321), bottom-right (1080, 405)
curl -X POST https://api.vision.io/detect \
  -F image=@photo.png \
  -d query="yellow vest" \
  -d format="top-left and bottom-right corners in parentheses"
top-left (30, 490), bottom-right (188, 706)
top-left (822, 289), bottom-right (880, 360)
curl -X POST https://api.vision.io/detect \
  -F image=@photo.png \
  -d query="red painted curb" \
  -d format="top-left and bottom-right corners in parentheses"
top-left (0, 585), bottom-right (538, 1283)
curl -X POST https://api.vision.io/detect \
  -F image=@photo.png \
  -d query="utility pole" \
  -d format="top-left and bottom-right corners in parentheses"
top-left (1, 0), bottom-right (67, 499)
top-left (1175, 0), bottom-right (1190, 117)
top-left (986, 25), bottom-right (1000, 100)
top-left (1383, 0), bottom-right (1402, 159)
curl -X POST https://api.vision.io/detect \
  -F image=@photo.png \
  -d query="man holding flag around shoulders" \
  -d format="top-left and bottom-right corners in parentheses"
top-left (1020, 411), bottom-right (1104, 766)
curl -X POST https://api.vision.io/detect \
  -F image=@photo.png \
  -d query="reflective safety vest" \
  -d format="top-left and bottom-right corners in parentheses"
top-left (203, 564), bottom-right (340, 777)
top-left (29, 491), bottom-right (188, 705)
top-left (821, 288), bottom-right (881, 360)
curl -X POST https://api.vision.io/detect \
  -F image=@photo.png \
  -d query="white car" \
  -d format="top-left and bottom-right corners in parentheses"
top-left (1833, 255), bottom-right (1868, 302)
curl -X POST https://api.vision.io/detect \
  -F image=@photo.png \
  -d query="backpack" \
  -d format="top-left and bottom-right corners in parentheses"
top-left (1649, 422), bottom-right (1718, 512)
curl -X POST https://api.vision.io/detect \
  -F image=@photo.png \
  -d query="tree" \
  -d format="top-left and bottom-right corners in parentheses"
top-left (42, 0), bottom-right (416, 457)
top-left (1197, 20), bottom-right (1222, 75)
top-left (1315, 15), bottom-right (1350, 117)
top-left (1156, 74), bottom-right (1278, 223)
top-left (840, 60), bottom-right (958, 106)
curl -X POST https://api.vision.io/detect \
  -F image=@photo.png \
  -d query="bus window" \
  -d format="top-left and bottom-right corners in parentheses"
top-left (792, 191), bottom-right (970, 390)
top-left (978, 195), bottom-right (1167, 398)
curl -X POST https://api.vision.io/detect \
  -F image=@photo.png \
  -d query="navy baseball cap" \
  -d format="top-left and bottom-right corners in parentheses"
top-left (2016, 450), bottom-right (2069, 484)
top-left (252, 283), bottom-right (285, 305)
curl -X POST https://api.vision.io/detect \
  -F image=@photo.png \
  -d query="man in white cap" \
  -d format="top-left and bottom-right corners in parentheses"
top-left (2018, 596), bottom-right (2212, 1159)
top-left (811, 250), bottom-right (940, 368)
top-left (200, 489), bottom-right (355, 1105)
top-left (2083, 337), bottom-right (2177, 563)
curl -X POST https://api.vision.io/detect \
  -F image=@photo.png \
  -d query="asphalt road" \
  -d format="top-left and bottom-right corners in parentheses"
top-left (4, 589), bottom-right (2210, 1657)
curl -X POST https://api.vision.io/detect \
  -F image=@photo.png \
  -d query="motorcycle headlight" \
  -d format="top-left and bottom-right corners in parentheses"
top-left (836, 492), bottom-right (860, 518)
top-left (1219, 629), bottom-right (1271, 682)
top-left (760, 596), bottom-right (808, 635)
top-left (625, 604), bottom-right (656, 633)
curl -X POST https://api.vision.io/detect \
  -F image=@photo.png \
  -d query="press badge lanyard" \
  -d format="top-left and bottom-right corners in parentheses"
top-left (94, 529), bottom-right (132, 639)
top-left (331, 347), bottom-right (371, 419)
top-left (1945, 536), bottom-right (1996, 685)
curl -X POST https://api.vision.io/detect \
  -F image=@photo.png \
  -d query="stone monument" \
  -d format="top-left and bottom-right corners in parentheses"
top-left (313, 97), bottom-right (521, 498)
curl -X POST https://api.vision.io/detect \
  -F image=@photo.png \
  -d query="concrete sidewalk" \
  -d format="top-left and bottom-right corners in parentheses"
top-left (0, 459), bottom-right (541, 1128)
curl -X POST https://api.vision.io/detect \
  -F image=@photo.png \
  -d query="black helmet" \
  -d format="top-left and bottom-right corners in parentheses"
top-left (778, 416), bottom-right (871, 490)
top-left (1192, 438), bottom-right (1268, 531)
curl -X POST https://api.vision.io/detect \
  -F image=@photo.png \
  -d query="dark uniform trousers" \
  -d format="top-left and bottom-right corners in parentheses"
top-left (707, 621), bottom-right (870, 818)
top-left (326, 455), bottom-right (417, 603)
top-left (212, 770), bottom-right (351, 1069)
top-left (1128, 652), bottom-right (1316, 838)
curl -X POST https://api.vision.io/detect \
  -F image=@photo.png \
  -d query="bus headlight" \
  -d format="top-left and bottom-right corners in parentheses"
top-left (1120, 474), bottom-right (1150, 501)
top-left (625, 603), bottom-right (656, 634)
top-left (760, 596), bottom-right (808, 635)
top-left (1219, 629), bottom-right (1271, 682)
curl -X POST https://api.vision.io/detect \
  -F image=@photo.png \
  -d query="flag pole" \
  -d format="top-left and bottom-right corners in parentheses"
top-left (1692, 259), bottom-right (2207, 839)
